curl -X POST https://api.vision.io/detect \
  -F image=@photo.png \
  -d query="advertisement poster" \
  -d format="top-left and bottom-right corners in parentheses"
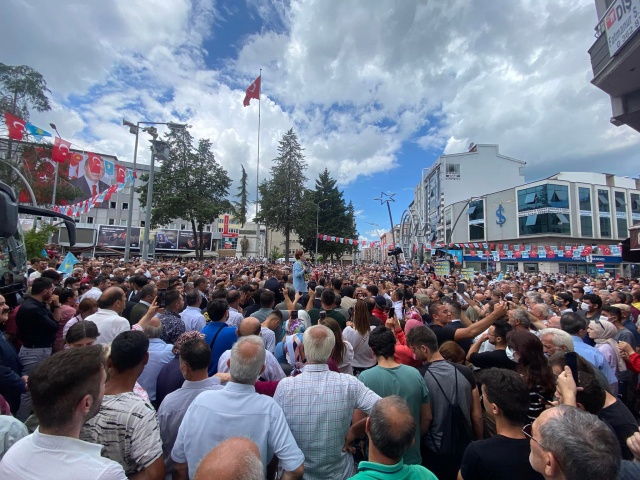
top-left (434, 260), bottom-right (451, 277)
top-left (461, 268), bottom-right (475, 281)
top-left (155, 229), bottom-right (179, 250)
top-left (97, 225), bottom-right (141, 248)
top-left (177, 231), bottom-right (213, 250)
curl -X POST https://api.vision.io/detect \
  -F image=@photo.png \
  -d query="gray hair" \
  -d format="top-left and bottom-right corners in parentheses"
top-left (531, 303), bottom-right (550, 318)
top-left (512, 308), bottom-right (530, 328)
top-left (369, 396), bottom-right (415, 461)
top-left (539, 328), bottom-right (574, 352)
top-left (303, 325), bottom-right (335, 363)
top-left (539, 405), bottom-right (620, 479)
top-left (142, 318), bottom-right (163, 339)
top-left (229, 336), bottom-right (265, 384)
top-left (285, 284), bottom-right (296, 301)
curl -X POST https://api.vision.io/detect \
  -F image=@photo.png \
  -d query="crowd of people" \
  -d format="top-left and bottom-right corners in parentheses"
top-left (1, 249), bottom-right (640, 479)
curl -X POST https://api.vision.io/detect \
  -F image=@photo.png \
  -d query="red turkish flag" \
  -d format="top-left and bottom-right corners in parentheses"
top-left (514, 251), bottom-right (522, 259)
top-left (243, 75), bottom-right (261, 107)
top-left (4, 112), bottom-right (26, 140)
top-left (86, 153), bottom-right (103, 175)
top-left (52, 137), bottom-right (71, 163)
top-left (529, 250), bottom-right (538, 258)
top-left (115, 164), bottom-right (126, 184)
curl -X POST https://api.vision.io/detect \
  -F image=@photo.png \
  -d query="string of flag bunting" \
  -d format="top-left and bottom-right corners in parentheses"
top-left (3, 112), bottom-right (138, 217)
top-left (316, 233), bottom-right (622, 258)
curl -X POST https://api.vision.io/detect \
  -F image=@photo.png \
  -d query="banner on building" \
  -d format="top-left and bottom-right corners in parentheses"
top-left (97, 225), bottom-right (141, 248)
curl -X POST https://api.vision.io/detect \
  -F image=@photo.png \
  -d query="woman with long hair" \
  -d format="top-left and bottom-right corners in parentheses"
top-left (61, 298), bottom-right (99, 340)
top-left (320, 317), bottom-right (354, 375)
top-left (343, 299), bottom-right (376, 376)
top-left (507, 330), bottom-right (555, 420)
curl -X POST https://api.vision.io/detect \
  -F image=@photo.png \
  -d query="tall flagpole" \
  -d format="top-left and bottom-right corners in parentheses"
top-left (256, 68), bottom-right (262, 258)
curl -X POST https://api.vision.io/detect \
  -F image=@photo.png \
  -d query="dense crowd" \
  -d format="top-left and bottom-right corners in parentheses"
top-left (1, 249), bottom-right (640, 479)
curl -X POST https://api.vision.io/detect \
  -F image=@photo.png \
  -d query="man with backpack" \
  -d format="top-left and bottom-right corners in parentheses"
top-left (406, 326), bottom-right (482, 480)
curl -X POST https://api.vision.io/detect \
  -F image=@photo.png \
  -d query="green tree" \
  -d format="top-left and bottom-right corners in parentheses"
top-left (296, 168), bottom-right (358, 262)
top-left (137, 129), bottom-right (232, 261)
top-left (233, 164), bottom-right (249, 227)
top-left (0, 63), bottom-right (51, 120)
top-left (256, 128), bottom-right (307, 259)
top-left (24, 223), bottom-right (57, 259)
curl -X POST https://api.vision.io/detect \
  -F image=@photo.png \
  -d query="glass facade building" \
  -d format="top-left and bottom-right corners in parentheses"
top-left (517, 184), bottom-right (570, 236)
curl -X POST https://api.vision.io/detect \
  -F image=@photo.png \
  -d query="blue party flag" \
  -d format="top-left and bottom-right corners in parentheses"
top-left (25, 122), bottom-right (52, 138)
top-left (59, 252), bottom-right (79, 277)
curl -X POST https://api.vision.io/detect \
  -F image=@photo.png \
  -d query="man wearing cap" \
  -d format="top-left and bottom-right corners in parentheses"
top-left (70, 156), bottom-right (110, 204)
top-left (372, 295), bottom-right (388, 324)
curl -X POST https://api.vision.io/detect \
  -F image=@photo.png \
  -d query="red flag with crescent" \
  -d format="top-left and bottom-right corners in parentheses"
top-left (52, 137), bottom-right (71, 163)
top-left (243, 75), bottom-right (261, 107)
top-left (4, 112), bottom-right (26, 140)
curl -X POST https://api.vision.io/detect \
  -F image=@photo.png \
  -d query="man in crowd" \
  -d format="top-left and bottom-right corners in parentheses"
top-left (193, 438), bottom-right (263, 480)
top-left (86, 287), bottom-right (130, 345)
top-left (158, 337), bottom-right (222, 477)
top-left (81, 331), bottom-right (164, 479)
top-left (539, 328), bottom-right (573, 357)
top-left (0, 346), bottom-right (127, 479)
top-left (79, 275), bottom-right (110, 302)
top-left (180, 290), bottom-right (207, 332)
top-left (406, 326), bottom-right (482, 480)
top-left (156, 289), bottom-right (185, 345)
top-left (129, 284), bottom-right (156, 326)
top-left (459, 368), bottom-right (543, 480)
top-left (358, 326), bottom-right (431, 465)
top-left (578, 293), bottom-right (602, 323)
top-left (349, 396), bottom-right (438, 480)
top-left (202, 298), bottom-right (237, 375)
top-left (127, 275), bottom-right (148, 302)
top-left (0, 294), bottom-right (26, 415)
top-left (226, 289), bottom-right (244, 327)
top-left (137, 317), bottom-right (174, 408)
top-left (194, 276), bottom-right (209, 310)
top-left (274, 325), bottom-right (380, 479)
top-left (217, 316), bottom-right (285, 381)
top-left (527, 405), bottom-right (620, 480)
top-left (171, 335), bottom-right (304, 480)
top-left (466, 319), bottom-right (517, 370)
top-left (15, 277), bottom-right (61, 420)
top-left (307, 288), bottom-right (346, 329)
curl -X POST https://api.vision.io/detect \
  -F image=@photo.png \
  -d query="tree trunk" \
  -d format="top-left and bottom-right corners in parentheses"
top-left (198, 223), bottom-right (204, 262)
top-left (285, 223), bottom-right (290, 262)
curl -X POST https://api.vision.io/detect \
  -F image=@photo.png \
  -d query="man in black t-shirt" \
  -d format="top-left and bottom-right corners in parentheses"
top-left (459, 368), bottom-right (544, 480)
top-left (466, 320), bottom-right (517, 370)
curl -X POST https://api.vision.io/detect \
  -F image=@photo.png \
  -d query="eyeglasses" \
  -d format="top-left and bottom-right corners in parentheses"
top-left (522, 423), bottom-right (549, 451)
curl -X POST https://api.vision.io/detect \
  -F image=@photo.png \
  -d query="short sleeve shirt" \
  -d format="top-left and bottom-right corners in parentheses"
top-left (80, 392), bottom-right (162, 476)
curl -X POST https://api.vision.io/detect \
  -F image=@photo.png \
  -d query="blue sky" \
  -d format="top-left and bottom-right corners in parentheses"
top-left (1, 0), bottom-right (639, 242)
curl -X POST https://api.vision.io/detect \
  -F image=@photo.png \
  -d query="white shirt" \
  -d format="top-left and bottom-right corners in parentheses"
top-left (226, 307), bottom-right (243, 327)
top-left (217, 349), bottom-right (285, 381)
top-left (0, 428), bottom-right (126, 479)
top-left (262, 327), bottom-right (276, 353)
top-left (171, 382), bottom-right (304, 479)
top-left (80, 287), bottom-right (102, 302)
top-left (180, 306), bottom-right (206, 332)
top-left (85, 309), bottom-right (130, 345)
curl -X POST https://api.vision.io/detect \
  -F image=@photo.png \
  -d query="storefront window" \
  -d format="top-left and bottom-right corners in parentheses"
top-left (518, 184), bottom-right (570, 236)
top-left (614, 191), bottom-right (628, 239)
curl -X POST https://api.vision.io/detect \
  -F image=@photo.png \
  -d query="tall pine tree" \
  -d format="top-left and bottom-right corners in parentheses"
top-left (257, 128), bottom-right (307, 259)
top-left (233, 164), bottom-right (249, 227)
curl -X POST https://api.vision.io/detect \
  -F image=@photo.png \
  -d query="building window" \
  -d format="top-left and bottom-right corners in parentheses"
top-left (87, 217), bottom-right (94, 224)
top-left (205, 225), bottom-right (211, 232)
top-left (445, 163), bottom-right (460, 180)
top-left (468, 200), bottom-right (484, 241)
top-left (120, 219), bottom-right (127, 226)
top-left (140, 221), bottom-right (146, 227)
top-left (579, 187), bottom-right (593, 237)
top-left (631, 193), bottom-right (640, 226)
top-left (598, 190), bottom-right (611, 238)
top-left (180, 224), bottom-right (186, 230)
top-left (518, 184), bottom-right (570, 236)
top-left (122, 203), bottom-right (129, 210)
top-left (108, 218), bottom-right (115, 225)
top-left (614, 191), bottom-right (627, 238)
top-left (110, 201), bottom-right (116, 209)
top-left (444, 208), bottom-right (452, 243)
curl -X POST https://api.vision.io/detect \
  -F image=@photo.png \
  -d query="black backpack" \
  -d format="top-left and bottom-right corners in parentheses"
top-left (421, 364), bottom-right (473, 458)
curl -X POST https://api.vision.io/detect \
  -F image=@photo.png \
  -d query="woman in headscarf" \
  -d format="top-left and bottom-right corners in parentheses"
top-left (588, 318), bottom-right (625, 396)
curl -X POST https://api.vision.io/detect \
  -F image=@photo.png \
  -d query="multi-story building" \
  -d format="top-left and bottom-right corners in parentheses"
top-left (442, 172), bottom-right (639, 275)
top-left (589, 0), bottom-right (640, 131)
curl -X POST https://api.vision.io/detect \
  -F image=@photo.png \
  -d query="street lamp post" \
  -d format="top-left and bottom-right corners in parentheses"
top-left (122, 120), bottom-right (187, 262)
top-left (48, 123), bottom-right (62, 210)
top-left (445, 195), bottom-right (485, 270)
top-left (374, 192), bottom-right (399, 270)
top-left (315, 199), bottom-right (327, 264)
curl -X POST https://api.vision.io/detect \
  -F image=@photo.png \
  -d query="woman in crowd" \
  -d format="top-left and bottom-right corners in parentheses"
top-left (62, 298), bottom-right (99, 339)
top-left (319, 317), bottom-right (354, 375)
top-left (342, 299), bottom-right (376, 376)
top-left (53, 288), bottom-right (79, 353)
top-left (588, 318), bottom-right (625, 395)
top-left (507, 330), bottom-right (556, 420)
top-left (65, 320), bottom-right (100, 348)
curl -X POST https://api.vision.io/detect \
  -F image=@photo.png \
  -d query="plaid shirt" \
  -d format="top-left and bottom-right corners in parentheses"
top-left (274, 364), bottom-right (380, 480)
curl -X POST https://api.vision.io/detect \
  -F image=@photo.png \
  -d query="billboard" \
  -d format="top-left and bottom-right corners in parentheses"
top-left (155, 229), bottom-right (179, 250)
top-left (177, 231), bottom-right (213, 250)
top-left (630, 225), bottom-right (640, 251)
top-left (97, 225), bottom-right (141, 248)
top-left (67, 152), bottom-right (130, 207)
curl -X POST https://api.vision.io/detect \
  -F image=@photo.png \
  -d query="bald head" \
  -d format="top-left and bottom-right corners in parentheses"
top-left (238, 317), bottom-right (261, 337)
top-left (367, 396), bottom-right (415, 462)
top-left (98, 286), bottom-right (126, 313)
top-left (194, 437), bottom-right (262, 480)
top-left (143, 316), bottom-right (163, 339)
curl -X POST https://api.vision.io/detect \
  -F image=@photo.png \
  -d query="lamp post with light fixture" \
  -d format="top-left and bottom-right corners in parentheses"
top-left (122, 120), bottom-right (188, 262)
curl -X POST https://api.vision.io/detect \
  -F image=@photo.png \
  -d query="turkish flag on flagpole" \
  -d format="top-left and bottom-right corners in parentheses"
top-left (4, 112), bottom-right (26, 140)
top-left (52, 137), bottom-right (71, 163)
top-left (243, 75), bottom-right (261, 107)
top-left (115, 164), bottom-right (126, 184)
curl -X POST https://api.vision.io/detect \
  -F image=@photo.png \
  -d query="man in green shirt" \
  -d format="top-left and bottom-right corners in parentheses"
top-left (358, 326), bottom-right (431, 465)
top-left (350, 396), bottom-right (438, 480)
top-left (306, 288), bottom-right (346, 330)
